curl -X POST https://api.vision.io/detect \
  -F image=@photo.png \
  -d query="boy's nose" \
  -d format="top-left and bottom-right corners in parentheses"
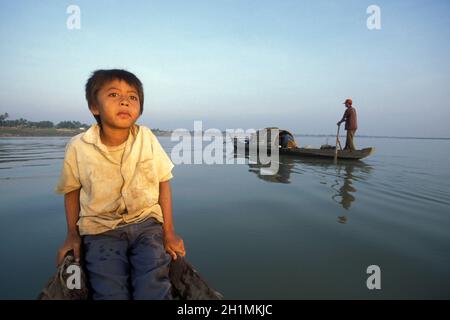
top-left (120, 98), bottom-right (130, 106)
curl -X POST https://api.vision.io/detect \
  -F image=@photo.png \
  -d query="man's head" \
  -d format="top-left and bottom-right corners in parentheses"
top-left (85, 69), bottom-right (144, 129)
top-left (343, 98), bottom-right (353, 108)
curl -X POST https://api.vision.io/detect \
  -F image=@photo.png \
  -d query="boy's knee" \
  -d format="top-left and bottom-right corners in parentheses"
top-left (131, 254), bottom-right (172, 300)
top-left (83, 233), bottom-right (131, 300)
top-left (133, 276), bottom-right (172, 300)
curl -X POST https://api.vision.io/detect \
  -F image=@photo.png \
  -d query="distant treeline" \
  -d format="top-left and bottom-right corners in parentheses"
top-left (0, 113), bottom-right (89, 129)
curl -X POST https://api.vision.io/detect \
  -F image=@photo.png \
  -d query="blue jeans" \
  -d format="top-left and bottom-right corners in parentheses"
top-left (83, 217), bottom-right (172, 300)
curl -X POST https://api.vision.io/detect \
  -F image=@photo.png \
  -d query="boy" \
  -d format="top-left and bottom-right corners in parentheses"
top-left (55, 69), bottom-right (185, 300)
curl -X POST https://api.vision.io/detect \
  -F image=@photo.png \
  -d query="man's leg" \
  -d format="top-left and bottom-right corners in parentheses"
top-left (83, 231), bottom-right (131, 300)
top-left (344, 130), bottom-right (350, 150)
top-left (345, 130), bottom-right (356, 151)
top-left (129, 218), bottom-right (172, 300)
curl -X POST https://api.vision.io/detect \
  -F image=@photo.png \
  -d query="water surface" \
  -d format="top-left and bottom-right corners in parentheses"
top-left (1, 135), bottom-right (449, 299)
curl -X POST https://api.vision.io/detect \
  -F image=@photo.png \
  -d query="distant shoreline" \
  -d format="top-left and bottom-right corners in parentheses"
top-left (0, 127), bottom-right (448, 140)
top-left (294, 134), bottom-right (450, 140)
top-left (0, 127), bottom-right (173, 137)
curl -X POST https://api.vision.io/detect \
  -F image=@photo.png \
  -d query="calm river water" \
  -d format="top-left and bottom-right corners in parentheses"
top-left (1, 135), bottom-right (449, 299)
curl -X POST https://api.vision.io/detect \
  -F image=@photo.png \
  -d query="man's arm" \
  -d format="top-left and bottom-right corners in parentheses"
top-left (159, 180), bottom-right (185, 259)
top-left (56, 188), bottom-right (81, 266)
top-left (338, 109), bottom-right (348, 125)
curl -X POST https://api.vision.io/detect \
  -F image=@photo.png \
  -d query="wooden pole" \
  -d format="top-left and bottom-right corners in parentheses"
top-left (334, 124), bottom-right (341, 163)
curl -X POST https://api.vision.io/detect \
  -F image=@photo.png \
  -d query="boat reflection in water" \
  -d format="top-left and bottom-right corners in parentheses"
top-left (234, 153), bottom-right (373, 224)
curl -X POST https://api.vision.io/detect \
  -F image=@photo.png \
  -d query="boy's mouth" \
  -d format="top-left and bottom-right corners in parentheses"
top-left (117, 112), bottom-right (131, 118)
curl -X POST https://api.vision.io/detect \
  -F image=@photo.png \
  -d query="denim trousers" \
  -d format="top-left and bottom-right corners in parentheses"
top-left (83, 217), bottom-right (172, 300)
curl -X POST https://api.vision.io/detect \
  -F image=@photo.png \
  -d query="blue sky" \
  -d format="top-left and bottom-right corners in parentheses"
top-left (1, 0), bottom-right (449, 137)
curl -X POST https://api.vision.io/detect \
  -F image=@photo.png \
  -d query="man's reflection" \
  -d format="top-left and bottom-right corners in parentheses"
top-left (332, 163), bottom-right (359, 224)
top-left (235, 153), bottom-right (373, 223)
top-left (332, 163), bottom-right (357, 210)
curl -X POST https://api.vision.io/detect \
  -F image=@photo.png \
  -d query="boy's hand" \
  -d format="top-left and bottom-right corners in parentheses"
top-left (56, 231), bottom-right (81, 267)
top-left (163, 231), bottom-right (186, 260)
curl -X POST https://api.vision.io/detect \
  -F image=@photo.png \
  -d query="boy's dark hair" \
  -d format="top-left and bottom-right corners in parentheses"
top-left (85, 69), bottom-right (144, 126)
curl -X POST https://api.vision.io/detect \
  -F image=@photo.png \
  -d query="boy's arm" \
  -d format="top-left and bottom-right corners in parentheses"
top-left (65, 188), bottom-right (81, 234)
top-left (159, 180), bottom-right (174, 234)
top-left (56, 188), bottom-right (81, 266)
top-left (159, 180), bottom-right (185, 259)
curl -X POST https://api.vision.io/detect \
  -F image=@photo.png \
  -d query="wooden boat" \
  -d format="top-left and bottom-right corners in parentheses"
top-left (233, 127), bottom-right (375, 161)
top-left (279, 146), bottom-right (375, 160)
top-left (38, 252), bottom-right (223, 300)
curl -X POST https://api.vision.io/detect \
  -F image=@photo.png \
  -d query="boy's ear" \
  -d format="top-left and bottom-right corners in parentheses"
top-left (89, 104), bottom-right (100, 115)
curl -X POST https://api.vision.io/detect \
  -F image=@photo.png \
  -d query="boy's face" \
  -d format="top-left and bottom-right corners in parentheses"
top-left (90, 79), bottom-right (141, 130)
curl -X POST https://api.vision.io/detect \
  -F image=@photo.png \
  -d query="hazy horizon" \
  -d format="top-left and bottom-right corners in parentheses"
top-left (1, 0), bottom-right (449, 138)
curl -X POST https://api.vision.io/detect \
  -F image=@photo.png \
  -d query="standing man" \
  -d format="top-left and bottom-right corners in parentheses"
top-left (337, 98), bottom-right (358, 151)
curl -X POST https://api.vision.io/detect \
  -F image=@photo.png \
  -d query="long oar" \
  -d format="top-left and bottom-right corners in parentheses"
top-left (334, 124), bottom-right (341, 163)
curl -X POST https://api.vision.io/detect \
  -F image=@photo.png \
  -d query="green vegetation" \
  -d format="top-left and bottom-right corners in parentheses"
top-left (0, 112), bottom-right (89, 129)
top-left (0, 113), bottom-right (90, 137)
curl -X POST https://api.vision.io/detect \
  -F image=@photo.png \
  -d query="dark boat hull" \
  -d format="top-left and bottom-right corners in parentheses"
top-left (38, 253), bottom-right (223, 300)
top-left (234, 140), bottom-right (374, 160)
top-left (279, 147), bottom-right (375, 160)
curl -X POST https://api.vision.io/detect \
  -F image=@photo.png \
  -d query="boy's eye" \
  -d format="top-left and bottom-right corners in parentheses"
top-left (130, 95), bottom-right (138, 101)
top-left (108, 93), bottom-right (119, 97)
